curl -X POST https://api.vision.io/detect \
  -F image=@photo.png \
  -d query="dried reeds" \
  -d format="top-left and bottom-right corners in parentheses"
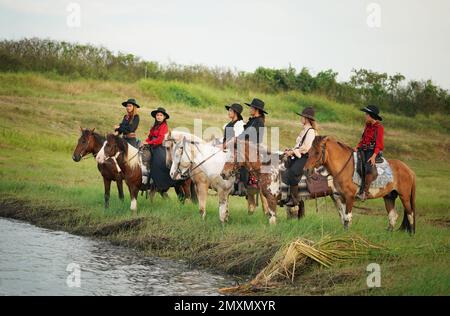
top-left (219, 235), bottom-right (382, 295)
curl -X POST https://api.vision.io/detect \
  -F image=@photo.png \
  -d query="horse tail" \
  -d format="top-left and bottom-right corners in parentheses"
top-left (410, 172), bottom-right (416, 234)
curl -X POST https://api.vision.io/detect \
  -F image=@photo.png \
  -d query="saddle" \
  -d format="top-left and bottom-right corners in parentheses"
top-left (356, 151), bottom-right (383, 179)
top-left (353, 152), bottom-right (394, 188)
top-left (306, 171), bottom-right (332, 198)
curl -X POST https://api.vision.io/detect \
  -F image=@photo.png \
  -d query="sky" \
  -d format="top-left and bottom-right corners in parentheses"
top-left (1, 0), bottom-right (449, 89)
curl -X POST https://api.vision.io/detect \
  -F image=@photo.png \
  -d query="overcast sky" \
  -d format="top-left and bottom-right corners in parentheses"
top-left (1, 0), bottom-right (449, 89)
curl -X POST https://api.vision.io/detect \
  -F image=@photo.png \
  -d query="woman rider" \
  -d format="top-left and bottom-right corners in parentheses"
top-left (354, 105), bottom-right (384, 201)
top-left (223, 103), bottom-right (245, 195)
top-left (114, 98), bottom-right (140, 148)
top-left (237, 98), bottom-right (267, 187)
top-left (223, 103), bottom-right (245, 148)
top-left (283, 107), bottom-right (318, 207)
top-left (144, 107), bottom-right (175, 191)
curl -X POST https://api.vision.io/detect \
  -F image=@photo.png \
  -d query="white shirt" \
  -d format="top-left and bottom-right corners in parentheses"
top-left (292, 124), bottom-right (317, 158)
top-left (223, 120), bottom-right (244, 138)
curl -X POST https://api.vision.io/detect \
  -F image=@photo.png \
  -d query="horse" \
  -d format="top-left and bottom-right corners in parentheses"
top-left (95, 134), bottom-right (142, 213)
top-left (95, 133), bottom-right (196, 213)
top-left (72, 128), bottom-right (124, 209)
top-left (304, 136), bottom-right (416, 234)
top-left (220, 138), bottom-right (285, 224)
top-left (165, 131), bottom-right (268, 223)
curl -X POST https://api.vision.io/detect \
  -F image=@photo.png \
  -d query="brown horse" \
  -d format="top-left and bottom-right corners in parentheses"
top-left (221, 139), bottom-right (280, 224)
top-left (72, 128), bottom-right (124, 208)
top-left (304, 136), bottom-right (416, 234)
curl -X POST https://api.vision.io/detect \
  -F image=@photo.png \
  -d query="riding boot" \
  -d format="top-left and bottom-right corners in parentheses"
top-left (361, 172), bottom-right (377, 200)
top-left (285, 185), bottom-right (300, 207)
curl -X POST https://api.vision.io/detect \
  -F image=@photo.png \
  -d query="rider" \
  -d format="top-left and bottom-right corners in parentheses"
top-left (283, 107), bottom-right (318, 207)
top-left (143, 107), bottom-right (175, 191)
top-left (114, 98), bottom-right (140, 148)
top-left (237, 98), bottom-right (267, 188)
top-left (223, 103), bottom-right (245, 147)
top-left (223, 103), bottom-right (245, 195)
top-left (354, 105), bottom-right (384, 201)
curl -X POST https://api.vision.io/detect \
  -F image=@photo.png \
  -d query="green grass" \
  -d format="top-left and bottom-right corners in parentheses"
top-left (0, 72), bottom-right (449, 295)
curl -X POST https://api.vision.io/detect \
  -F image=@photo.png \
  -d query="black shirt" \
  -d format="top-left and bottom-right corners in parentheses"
top-left (116, 114), bottom-right (140, 136)
top-left (238, 116), bottom-right (265, 144)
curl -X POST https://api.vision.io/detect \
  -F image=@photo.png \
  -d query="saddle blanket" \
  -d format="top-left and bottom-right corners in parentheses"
top-left (352, 152), bottom-right (394, 188)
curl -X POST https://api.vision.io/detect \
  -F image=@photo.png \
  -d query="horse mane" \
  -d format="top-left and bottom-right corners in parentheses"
top-left (170, 130), bottom-right (205, 144)
top-left (107, 134), bottom-right (139, 170)
top-left (313, 135), bottom-right (353, 152)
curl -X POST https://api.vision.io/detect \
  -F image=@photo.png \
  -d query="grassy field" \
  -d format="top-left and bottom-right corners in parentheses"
top-left (0, 72), bottom-right (449, 295)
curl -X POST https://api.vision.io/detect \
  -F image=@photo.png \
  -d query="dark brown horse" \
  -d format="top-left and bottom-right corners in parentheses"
top-left (304, 136), bottom-right (416, 234)
top-left (72, 128), bottom-right (124, 208)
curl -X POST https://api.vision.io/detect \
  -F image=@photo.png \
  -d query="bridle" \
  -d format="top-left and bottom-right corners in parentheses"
top-left (313, 140), bottom-right (353, 179)
top-left (78, 133), bottom-right (98, 160)
top-left (172, 137), bottom-right (224, 179)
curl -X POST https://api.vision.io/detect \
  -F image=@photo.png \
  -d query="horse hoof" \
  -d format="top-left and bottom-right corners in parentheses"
top-left (343, 221), bottom-right (349, 230)
top-left (269, 216), bottom-right (277, 225)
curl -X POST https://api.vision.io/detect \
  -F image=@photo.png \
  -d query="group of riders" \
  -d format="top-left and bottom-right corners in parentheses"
top-left (114, 97), bottom-right (385, 205)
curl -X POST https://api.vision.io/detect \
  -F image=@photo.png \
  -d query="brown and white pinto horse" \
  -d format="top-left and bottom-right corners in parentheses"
top-left (304, 136), bottom-right (416, 234)
top-left (221, 139), bottom-right (280, 225)
top-left (96, 133), bottom-right (195, 213)
top-left (72, 128), bottom-right (124, 208)
top-left (96, 134), bottom-right (142, 213)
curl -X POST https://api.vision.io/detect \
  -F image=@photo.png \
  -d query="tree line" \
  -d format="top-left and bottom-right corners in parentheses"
top-left (1, 38), bottom-right (448, 116)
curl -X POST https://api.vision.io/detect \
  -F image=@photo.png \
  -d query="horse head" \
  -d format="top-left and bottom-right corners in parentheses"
top-left (304, 136), bottom-right (329, 176)
top-left (220, 138), bottom-right (262, 180)
top-left (169, 136), bottom-right (194, 180)
top-left (72, 127), bottom-right (96, 162)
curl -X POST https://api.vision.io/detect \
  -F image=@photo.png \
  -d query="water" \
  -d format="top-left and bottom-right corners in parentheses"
top-left (0, 217), bottom-right (231, 295)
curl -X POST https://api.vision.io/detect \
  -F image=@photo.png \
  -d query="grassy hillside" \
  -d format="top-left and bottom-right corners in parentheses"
top-left (0, 72), bottom-right (449, 295)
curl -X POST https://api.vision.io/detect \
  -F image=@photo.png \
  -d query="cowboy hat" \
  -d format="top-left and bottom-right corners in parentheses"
top-left (225, 103), bottom-right (243, 120)
top-left (245, 98), bottom-right (268, 115)
top-left (296, 107), bottom-right (316, 121)
top-left (151, 107), bottom-right (170, 119)
top-left (122, 98), bottom-right (140, 108)
top-left (361, 105), bottom-right (382, 121)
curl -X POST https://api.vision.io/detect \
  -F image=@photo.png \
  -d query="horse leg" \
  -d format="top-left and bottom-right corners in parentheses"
top-left (383, 195), bottom-right (398, 232)
top-left (330, 194), bottom-right (346, 225)
top-left (297, 200), bottom-right (305, 219)
top-left (260, 191), bottom-right (269, 216)
top-left (218, 188), bottom-right (229, 224)
top-left (197, 183), bottom-right (208, 220)
top-left (398, 192), bottom-right (415, 235)
top-left (260, 187), bottom-right (277, 225)
top-left (129, 185), bottom-right (138, 215)
top-left (246, 191), bottom-right (256, 215)
top-left (174, 183), bottom-right (186, 203)
top-left (103, 178), bottom-right (111, 209)
top-left (159, 190), bottom-right (169, 199)
top-left (343, 196), bottom-right (354, 230)
top-left (117, 179), bottom-right (125, 202)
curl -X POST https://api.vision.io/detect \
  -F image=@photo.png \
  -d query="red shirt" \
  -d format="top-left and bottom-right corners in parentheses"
top-left (357, 121), bottom-right (384, 154)
top-left (145, 122), bottom-right (168, 146)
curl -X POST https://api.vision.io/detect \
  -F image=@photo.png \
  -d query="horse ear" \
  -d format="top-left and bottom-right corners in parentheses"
top-left (80, 126), bottom-right (83, 132)
top-left (91, 128), bottom-right (95, 133)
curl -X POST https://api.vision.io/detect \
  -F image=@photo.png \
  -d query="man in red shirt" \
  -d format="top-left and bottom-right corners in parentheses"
top-left (354, 105), bottom-right (384, 201)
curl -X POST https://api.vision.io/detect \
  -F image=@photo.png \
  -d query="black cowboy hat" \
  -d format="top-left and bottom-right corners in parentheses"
top-left (245, 98), bottom-right (268, 115)
top-left (296, 107), bottom-right (316, 121)
top-left (151, 107), bottom-right (170, 119)
top-left (122, 98), bottom-right (140, 108)
top-left (361, 105), bottom-right (382, 121)
top-left (225, 103), bottom-right (243, 120)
